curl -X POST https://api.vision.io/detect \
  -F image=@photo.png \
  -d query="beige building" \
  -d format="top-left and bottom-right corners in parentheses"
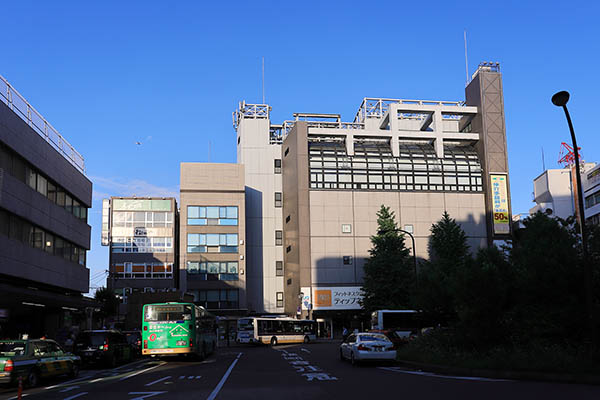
top-left (235, 62), bottom-right (511, 327)
top-left (179, 163), bottom-right (247, 314)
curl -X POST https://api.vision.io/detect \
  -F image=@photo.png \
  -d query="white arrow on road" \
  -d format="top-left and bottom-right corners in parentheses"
top-left (128, 392), bottom-right (167, 400)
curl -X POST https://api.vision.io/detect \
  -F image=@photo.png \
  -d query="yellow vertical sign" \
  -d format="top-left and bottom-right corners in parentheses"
top-left (490, 174), bottom-right (510, 234)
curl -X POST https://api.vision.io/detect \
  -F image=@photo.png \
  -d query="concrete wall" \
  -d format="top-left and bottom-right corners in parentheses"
top-left (236, 117), bottom-right (284, 313)
top-left (0, 99), bottom-right (91, 293)
top-left (180, 163), bottom-right (247, 310)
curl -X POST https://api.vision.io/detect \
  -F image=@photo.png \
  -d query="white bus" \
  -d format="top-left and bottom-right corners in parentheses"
top-left (371, 309), bottom-right (420, 340)
top-left (236, 317), bottom-right (317, 345)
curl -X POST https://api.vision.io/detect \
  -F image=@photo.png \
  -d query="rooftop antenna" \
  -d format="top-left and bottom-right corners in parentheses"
top-left (262, 56), bottom-right (265, 104)
top-left (464, 30), bottom-right (469, 84)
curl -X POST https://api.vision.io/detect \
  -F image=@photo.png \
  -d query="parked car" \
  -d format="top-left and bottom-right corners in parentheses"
top-left (0, 339), bottom-right (80, 387)
top-left (339, 332), bottom-right (396, 366)
top-left (123, 330), bottom-right (142, 357)
top-left (74, 330), bottom-right (132, 368)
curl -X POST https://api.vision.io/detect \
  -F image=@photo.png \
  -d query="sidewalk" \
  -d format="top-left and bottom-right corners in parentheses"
top-left (395, 358), bottom-right (600, 386)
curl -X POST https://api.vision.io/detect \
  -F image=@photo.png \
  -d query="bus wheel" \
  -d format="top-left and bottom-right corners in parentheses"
top-left (303, 336), bottom-right (310, 344)
top-left (270, 337), bottom-right (278, 346)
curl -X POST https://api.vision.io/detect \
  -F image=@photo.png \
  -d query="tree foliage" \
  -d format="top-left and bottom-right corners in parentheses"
top-left (94, 287), bottom-right (119, 324)
top-left (360, 205), bottom-right (413, 312)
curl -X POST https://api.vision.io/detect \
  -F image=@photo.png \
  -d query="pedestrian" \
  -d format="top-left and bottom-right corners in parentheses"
top-left (342, 327), bottom-right (349, 341)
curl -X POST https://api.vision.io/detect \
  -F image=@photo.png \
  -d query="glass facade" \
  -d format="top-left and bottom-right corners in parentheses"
top-left (308, 139), bottom-right (483, 192)
top-left (187, 233), bottom-right (238, 253)
top-left (192, 289), bottom-right (239, 309)
top-left (187, 206), bottom-right (238, 226)
top-left (112, 211), bottom-right (173, 228)
top-left (113, 263), bottom-right (173, 279)
top-left (111, 236), bottom-right (173, 253)
top-left (187, 261), bottom-right (238, 280)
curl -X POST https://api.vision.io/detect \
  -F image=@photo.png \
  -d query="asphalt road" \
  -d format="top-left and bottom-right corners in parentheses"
top-left (2, 342), bottom-right (600, 399)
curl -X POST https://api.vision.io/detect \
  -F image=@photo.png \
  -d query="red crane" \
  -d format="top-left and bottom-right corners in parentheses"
top-left (558, 142), bottom-right (583, 167)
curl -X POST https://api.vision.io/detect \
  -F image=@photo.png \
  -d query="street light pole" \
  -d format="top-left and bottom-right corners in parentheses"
top-left (552, 90), bottom-right (595, 348)
top-left (395, 228), bottom-right (418, 287)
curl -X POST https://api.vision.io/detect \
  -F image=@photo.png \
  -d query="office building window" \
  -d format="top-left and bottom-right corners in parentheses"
top-left (112, 211), bottom-right (173, 228)
top-left (276, 292), bottom-right (284, 308)
top-left (194, 289), bottom-right (239, 309)
top-left (187, 261), bottom-right (238, 281)
top-left (0, 143), bottom-right (88, 221)
top-left (585, 192), bottom-right (600, 209)
top-left (276, 261), bottom-right (283, 276)
top-left (274, 159), bottom-right (282, 174)
top-left (113, 263), bottom-right (173, 279)
top-left (343, 256), bottom-right (353, 265)
top-left (286, 245), bottom-right (291, 253)
top-left (187, 233), bottom-right (239, 253)
top-left (0, 207), bottom-right (86, 266)
top-left (274, 192), bottom-right (282, 208)
top-left (308, 139), bottom-right (483, 192)
top-left (112, 237), bottom-right (173, 253)
top-left (285, 215), bottom-right (290, 224)
top-left (275, 230), bottom-right (283, 246)
top-left (187, 206), bottom-right (238, 226)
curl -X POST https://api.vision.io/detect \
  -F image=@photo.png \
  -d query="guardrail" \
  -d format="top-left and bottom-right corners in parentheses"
top-left (0, 75), bottom-right (85, 173)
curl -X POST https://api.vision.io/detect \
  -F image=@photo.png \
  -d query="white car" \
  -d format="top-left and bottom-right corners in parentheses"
top-left (340, 333), bottom-right (397, 365)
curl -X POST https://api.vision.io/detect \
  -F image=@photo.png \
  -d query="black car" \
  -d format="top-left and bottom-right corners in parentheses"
top-left (123, 331), bottom-right (142, 357)
top-left (74, 330), bottom-right (132, 368)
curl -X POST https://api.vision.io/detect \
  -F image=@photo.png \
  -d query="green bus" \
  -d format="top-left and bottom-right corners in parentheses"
top-left (142, 302), bottom-right (217, 358)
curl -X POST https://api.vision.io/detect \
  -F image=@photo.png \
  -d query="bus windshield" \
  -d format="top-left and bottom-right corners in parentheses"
top-left (238, 318), bottom-right (254, 331)
top-left (145, 305), bottom-right (193, 322)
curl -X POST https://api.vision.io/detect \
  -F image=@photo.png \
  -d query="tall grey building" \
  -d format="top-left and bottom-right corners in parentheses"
top-left (0, 75), bottom-right (92, 338)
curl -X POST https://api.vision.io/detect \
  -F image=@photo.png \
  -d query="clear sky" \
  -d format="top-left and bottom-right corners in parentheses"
top-left (2, 0), bottom-right (599, 293)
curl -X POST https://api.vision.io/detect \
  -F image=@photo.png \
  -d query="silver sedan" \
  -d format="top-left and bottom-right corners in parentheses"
top-left (340, 333), bottom-right (397, 366)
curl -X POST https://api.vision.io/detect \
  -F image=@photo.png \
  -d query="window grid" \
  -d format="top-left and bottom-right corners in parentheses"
top-left (187, 233), bottom-right (239, 253)
top-left (112, 237), bottom-right (173, 253)
top-left (308, 140), bottom-right (483, 192)
top-left (276, 261), bottom-right (283, 276)
top-left (276, 292), bottom-right (284, 308)
top-left (113, 263), bottom-right (173, 279)
top-left (187, 206), bottom-right (238, 226)
top-left (112, 211), bottom-right (174, 228)
top-left (274, 159), bottom-right (282, 174)
top-left (194, 289), bottom-right (239, 309)
top-left (275, 230), bottom-right (283, 246)
top-left (187, 261), bottom-right (239, 281)
top-left (274, 192), bottom-right (282, 208)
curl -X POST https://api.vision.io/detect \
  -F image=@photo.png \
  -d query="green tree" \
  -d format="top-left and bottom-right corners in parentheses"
top-left (94, 287), bottom-right (119, 327)
top-left (509, 212), bottom-right (585, 343)
top-left (416, 211), bottom-right (470, 325)
top-left (360, 205), bottom-right (413, 312)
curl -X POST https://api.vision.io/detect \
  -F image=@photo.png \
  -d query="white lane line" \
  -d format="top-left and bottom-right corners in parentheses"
top-left (196, 375), bottom-right (201, 379)
top-left (145, 375), bottom-right (171, 387)
top-left (206, 353), bottom-right (242, 400)
top-left (89, 377), bottom-right (104, 383)
top-left (378, 367), bottom-right (511, 382)
top-left (64, 392), bottom-right (88, 400)
top-left (301, 348), bottom-right (311, 354)
top-left (45, 375), bottom-right (91, 389)
top-left (128, 392), bottom-right (166, 400)
top-left (119, 362), bottom-right (166, 381)
top-left (8, 395), bottom-right (29, 400)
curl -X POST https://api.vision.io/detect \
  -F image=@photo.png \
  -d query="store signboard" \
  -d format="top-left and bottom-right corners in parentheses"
top-left (311, 286), bottom-right (363, 310)
top-left (300, 287), bottom-right (312, 310)
top-left (490, 174), bottom-right (510, 234)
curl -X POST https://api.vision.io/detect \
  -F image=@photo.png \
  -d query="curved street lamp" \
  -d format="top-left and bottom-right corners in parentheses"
top-left (551, 90), bottom-right (595, 347)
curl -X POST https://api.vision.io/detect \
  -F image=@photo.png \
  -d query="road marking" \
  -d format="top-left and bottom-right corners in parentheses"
top-left (45, 375), bottom-right (91, 389)
top-left (128, 392), bottom-right (166, 400)
top-left (179, 375), bottom-right (185, 379)
top-left (206, 353), bottom-right (242, 400)
top-left (60, 385), bottom-right (80, 392)
top-left (64, 392), bottom-right (88, 400)
top-left (119, 362), bottom-right (166, 381)
top-left (8, 395), bottom-right (29, 400)
top-left (301, 348), bottom-right (311, 354)
top-left (195, 375), bottom-right (201, 379)
top-left (145, 375), bottom-right (171, 386)
top-left (378, 367), bottom-right (512, 382)
top-left (90, 377), bottom-right (104, 383)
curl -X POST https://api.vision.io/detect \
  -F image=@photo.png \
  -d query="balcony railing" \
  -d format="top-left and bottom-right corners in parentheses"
top-left (0, 75), bottom-right (85, 173)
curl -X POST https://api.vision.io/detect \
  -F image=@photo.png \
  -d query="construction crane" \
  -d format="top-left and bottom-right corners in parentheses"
top-left (558, 142), bottom-right (583, 167)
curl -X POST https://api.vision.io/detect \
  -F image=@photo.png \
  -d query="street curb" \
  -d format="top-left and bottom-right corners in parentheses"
top-left (395, 359), bottom-right (600, 385)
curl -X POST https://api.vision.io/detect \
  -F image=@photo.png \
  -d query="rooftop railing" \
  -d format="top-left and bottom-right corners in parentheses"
top-left (353, 97), bottom-right (466, 124)
top-left (0, 75), bottom-right (85, 173)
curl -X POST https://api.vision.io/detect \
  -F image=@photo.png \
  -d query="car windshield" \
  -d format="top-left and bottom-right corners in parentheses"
top-left (358, 334), bottom-right (389, 342)
top-left (76, 333), bottom-right (106, 347)
top-left (0, 342), bottom-right (26, 356)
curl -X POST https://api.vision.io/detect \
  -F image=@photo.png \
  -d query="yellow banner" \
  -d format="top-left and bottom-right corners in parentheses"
top-left (490, 175), bottom-right (510, 234)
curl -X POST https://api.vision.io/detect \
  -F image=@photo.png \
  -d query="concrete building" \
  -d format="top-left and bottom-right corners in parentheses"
top-left (235, 62), bottom-right (511, 325)
top-left (234, 104), bottom-right (284, 314)
top-left (104, 197), bottom-right (179, 318)
top-left (0, 74), bottom-right (93, 338)
top-left (583, 163), bottom-right (600, 225)
top-left (179, 163), bottom-right (247, 315)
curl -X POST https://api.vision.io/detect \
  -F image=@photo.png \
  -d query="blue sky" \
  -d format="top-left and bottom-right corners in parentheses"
top-left (2, 1), bottom-right (598, 293)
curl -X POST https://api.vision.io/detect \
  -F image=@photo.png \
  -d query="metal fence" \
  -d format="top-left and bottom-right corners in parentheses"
top-left (0, 75), bottom-right (85, 173)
